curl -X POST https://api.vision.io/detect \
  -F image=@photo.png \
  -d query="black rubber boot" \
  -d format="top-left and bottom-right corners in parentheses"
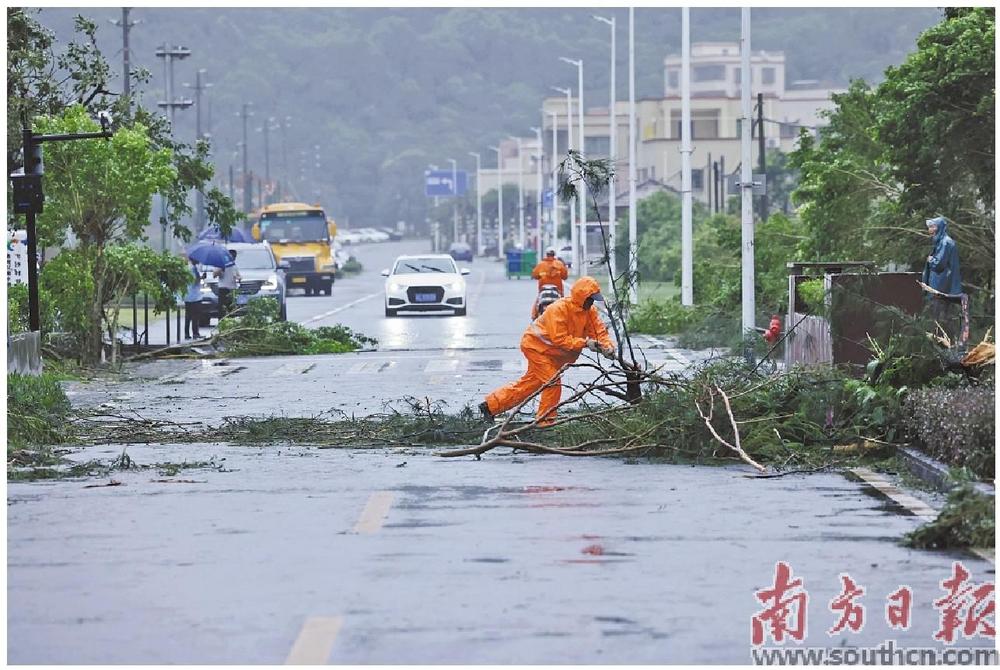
top-left (478, 401), bottom-right (493, 422)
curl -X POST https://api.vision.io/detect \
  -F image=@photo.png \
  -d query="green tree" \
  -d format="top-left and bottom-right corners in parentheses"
top-left (7, 9), bottom-right (113, 175)
top-left (790, 9), bottom-right (995, 290)
top-left (33, 105), bottom-right (185, 362)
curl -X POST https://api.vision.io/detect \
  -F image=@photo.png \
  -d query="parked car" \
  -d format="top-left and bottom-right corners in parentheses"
top-left (337, 229), bottom-right (364, 245)
top-left (358, 227), bottom-right (389, 242)
top-left (448, 242), bottom-right (474, 262)
top-left (382, 254), bottom-right (470, 317)
top-left (198, 242), bottom-right (287, 324)
top-left (379, 227), bottom-right (403, 241)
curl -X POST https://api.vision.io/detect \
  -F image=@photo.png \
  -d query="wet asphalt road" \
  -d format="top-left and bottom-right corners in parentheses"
top-left (7, 240), bottom-right (995, 663)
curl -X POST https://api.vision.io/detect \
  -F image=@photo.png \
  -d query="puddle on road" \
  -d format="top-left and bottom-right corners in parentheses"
top-left (465, 557), bottom-right (510, 563)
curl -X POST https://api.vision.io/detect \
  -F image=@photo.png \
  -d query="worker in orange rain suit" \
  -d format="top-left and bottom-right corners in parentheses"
top-left (531, 247), bottom-right (569, 294)
top-left (480, 276), bottom-right (616, 426)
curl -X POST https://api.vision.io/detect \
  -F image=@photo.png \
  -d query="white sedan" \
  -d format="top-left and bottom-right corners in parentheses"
top-left (382, 254), bottom-right (470, 317)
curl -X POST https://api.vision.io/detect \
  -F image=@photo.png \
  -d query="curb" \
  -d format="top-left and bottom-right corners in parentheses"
top-left (897, 446), bottom-right (995, 498)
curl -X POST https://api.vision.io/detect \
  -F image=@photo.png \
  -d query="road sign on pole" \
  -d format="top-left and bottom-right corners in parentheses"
top-left (424, 170), bottom-right (467, 197)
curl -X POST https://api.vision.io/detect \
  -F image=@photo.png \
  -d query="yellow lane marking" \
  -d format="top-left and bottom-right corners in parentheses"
top-left (851, 468), bottom-right (994, 566)
top-left (351, 491), bottom-right (394, 534)
top-left (285, 616), bottom-right (343, 665)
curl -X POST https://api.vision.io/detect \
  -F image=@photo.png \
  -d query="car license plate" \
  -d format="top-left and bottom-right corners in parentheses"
top-left (292, 277), bottom-right (307, 284)
top-left (415, 293), bottom-right (436, 303)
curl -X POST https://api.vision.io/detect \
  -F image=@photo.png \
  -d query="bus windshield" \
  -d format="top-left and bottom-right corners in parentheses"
top-left (259, 212), bottom-right (328, 243)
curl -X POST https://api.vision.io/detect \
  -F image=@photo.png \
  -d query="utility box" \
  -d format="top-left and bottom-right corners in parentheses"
top-left (785, 262), bottom-right (924, 368)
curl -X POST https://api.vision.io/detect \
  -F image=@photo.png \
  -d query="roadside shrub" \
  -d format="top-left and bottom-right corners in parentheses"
top-left (215, 297), bottom-right (375, 356)
top-left (340, 257), bottom-right (363, 275)
top-left (7, 373), bottom-right (72, 449)
top-left (902, 380), bottom-right (995, 479)
top-left (7, 283), bottom-right (29, 334)
top-left (905, 485), bottom-right (995, 549)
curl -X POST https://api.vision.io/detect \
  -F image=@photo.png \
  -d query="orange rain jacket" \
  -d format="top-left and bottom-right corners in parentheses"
top-left (485, 276), bottom-right (615, 424)
top-left (530, 256), bottom-right (569, 294)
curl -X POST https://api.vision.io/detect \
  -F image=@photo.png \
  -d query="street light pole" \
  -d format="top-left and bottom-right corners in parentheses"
top-left (551, 85), bottom-right (575, 274)
top-left (468, 151), bottom-right (482, 255)
top-left (507, 136), bottom-right (525, 248)
top-left (560, 57), bottom-right (586, 273)
top-left (594, 13), bottom-right (617, 279)
top-left (628, 7), bottom-right (638, 304)
top-left (488, 146), bottom-right (504, 259)
top-left (447, 157), bottom-right (458, 242)
top-left (681, 7), bottom-right (694, 306)
top-left (547, 110), bottom-right (559, 252)
top-left (740, 7), bottom-right (756, 335)
top-left (530, 126), bottom-right (543, 259)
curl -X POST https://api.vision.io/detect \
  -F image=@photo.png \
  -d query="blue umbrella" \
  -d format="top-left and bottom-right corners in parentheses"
top-left (186, 241), bottom-right (233, 268)
top-left (197, 226), bottom-right (250, 243)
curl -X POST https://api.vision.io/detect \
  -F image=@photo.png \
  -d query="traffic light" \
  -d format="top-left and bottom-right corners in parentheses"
top-left (25, 141), bottom-right (44, 175)
top-left (11, 136), bottom-right (45, 214)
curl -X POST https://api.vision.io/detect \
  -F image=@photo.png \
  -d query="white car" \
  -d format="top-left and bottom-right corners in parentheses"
top-left (382, 254), bottom-right (470, 317)
top-left (337, 230), bottom-right (363, 245)
top-left (359, 227), bottom-right (389, 242)
top-left (557, 244), bottom-right (573, 269)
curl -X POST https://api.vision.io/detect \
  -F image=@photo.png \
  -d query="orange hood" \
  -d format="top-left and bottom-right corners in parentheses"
top-left (569, 276), bottom-right (602, 308)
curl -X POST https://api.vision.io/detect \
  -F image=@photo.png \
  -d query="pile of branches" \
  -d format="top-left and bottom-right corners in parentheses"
top-left (436, 353), bottom-right (863, 474)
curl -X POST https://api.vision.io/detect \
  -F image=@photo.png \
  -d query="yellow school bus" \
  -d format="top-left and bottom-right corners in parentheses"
top-left (252, 202), bottom-right (338, 296)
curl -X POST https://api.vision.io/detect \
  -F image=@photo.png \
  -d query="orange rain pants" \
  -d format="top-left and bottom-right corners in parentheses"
top-left (485, 276), bottom-right (613, 424)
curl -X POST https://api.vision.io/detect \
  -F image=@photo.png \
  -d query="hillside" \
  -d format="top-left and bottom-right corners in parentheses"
top-left (33, 7), bottom-right (942, 228)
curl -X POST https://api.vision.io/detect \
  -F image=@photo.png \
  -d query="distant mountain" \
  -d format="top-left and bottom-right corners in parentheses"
top-left (33, 7), bottom-right (942, 229)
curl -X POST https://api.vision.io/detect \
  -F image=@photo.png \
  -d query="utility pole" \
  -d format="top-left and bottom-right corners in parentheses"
top-left (228, 164), bottom-right (234, 202)
top-left (594, 13), bottom-right (617, 279)
top-left (280, 116), bottom-right (291, 191)
top-left (680, 7), bottom-right (693, 306)
top-left (740, 8), bottom-right (756, 336)
top-left (468, 152), bottom-right (482, 255)
top-left (155, 44), bottom-right (193, 251)
top-left (184, 68), bottom-right (211, 231)
top-left (489, 145), bottom-right (504, 259)
top-left (628, 7), bottom-right (638, 305)
top-left (238, 103), bottom-right (253, 212)
top-left (757, 92), bottom-right (768, 221)
top-left (110, 9), bottom-right (139, 99)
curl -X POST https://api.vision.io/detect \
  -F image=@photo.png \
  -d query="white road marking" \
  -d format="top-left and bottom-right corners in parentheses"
top-left (424, 359), bottom-right (459, 373)
top-left (302, 291), bottom-right (383, 325)
top-left (274, 361), bottom-right (314, 375)
top-left (285, 616), bottom-right (344, 665)
top-left (351, 491), bottom-right (394, 534)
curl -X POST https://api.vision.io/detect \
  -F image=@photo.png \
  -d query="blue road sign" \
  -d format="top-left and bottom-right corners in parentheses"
top-left (424, 170), bottom-right (468, 197)
top-left (542, 189), bottom-right (554, 209)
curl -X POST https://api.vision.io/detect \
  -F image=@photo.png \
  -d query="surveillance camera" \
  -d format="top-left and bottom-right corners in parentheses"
top-left (97, 110), bottom-right (113, 131)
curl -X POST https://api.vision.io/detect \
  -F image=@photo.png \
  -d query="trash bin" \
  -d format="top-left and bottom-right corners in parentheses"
top-left (506, 250), bottom-right (522, 279)
top-left (520, 250), bottom-right (537, 278)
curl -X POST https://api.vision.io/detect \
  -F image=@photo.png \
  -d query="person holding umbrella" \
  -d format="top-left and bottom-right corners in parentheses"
top-left (185, 241), bottom-right (241, 320)
top-left (215, 249), bottom-right (241, 319)
top-left (183, 257), bottom-right (204, 339)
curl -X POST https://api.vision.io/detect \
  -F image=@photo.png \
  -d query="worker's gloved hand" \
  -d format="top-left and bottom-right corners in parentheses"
top-left (601, 345), bottom-right (617, 360)
top-left (584, 338), bottom-right (601, 352)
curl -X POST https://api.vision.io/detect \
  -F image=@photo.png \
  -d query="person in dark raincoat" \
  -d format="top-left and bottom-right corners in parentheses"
top-left (921, 216), bottom-right (962, 332)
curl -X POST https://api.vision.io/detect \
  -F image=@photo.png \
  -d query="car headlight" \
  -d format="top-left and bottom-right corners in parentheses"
top-left (262, 274), bottom-right (279, 291)
top-left (388, 282), bottom-right (404, 292)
